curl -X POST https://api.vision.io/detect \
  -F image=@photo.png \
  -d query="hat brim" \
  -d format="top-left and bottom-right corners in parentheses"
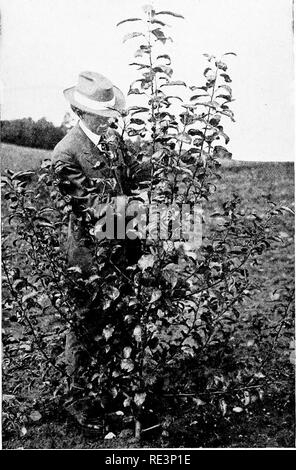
top-left (63, 85), bottom-right (126, 118)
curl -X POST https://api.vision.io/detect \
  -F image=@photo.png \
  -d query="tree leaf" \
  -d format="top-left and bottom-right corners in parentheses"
top-left (219, 399), bottom-right (227, 416)
top-left (152, 28), bottom-right (166, 40)
top-left (254, 372), bottom-right (266, 379)
top-left (209, 114), bottom-right (221, 126)
top-left (204, 67), bottom-right (213, 77)
top-left (67, 266), bottom-right (82, 274)
top-left (103, 286), bottom-right (120, 310)
top-left (127, 128), bottom-right (142, 137)
top-left (1, 176), bottom-right (12, 186)
top-left (87, 274), bottom-right (101, 284)
top-left (155, 11), bottom-right (184, 19)
top-left (138, 254), bottom-right (155, 271)
top-left (188, 129), bottom-right (204, 137)
top-left (149, 289), bottom-right (162, 303)
top-left (134, 392), bottom-right (147, 407)
top-left (22, 291), bottom-right (38, 303)
top-left (193, 137), bottom-right (203, 146)
top-left (193, 397), bottom-right (206, 407)
top-left (20, 426), bottom-right (27, 436)
top-left (151, 19), bottom-right (167, 26)
top-left (13, 279), bottom-right (25, 290)
top-left (190, 85), bottom-right (208, 92)
top-left (130, 118), bottom-right (146, 125)
top-left (213, 145), bottom-right (232, 159)
top-left (221, 73), bottom-right (232, 83)
top-left (220, 108), bottom-right (235, 121)
top-left (218, 84), bottom-right (232, 95)
top-left (128, 106), bottom-right (150, 114)
top-left (123, 397), bottom-right (132, 407)
top-left (30, 410), bottom-right (42, 422)
top-left (107, 286), bottom-right (120, 300)
top-left (190, 94), bottom-right (208, 101)
top-left (36, 220), bottom-right (54, 228)
top-left (219, 131), bottom-right (230, 144)
top-left (176, 132), bottom-right (191, 144)
top-left (133, 50), bottom-right (142, 59)
top-left (216, 61), bottom-right (227, 71)
top-left (127, 87), bottom-right (145, 96)
top-left (3, 394), bottom-right (16, 402)
top-left (162, 264), bottom-right (179, 288)
top-left (121, 358), bottom-right (134, 372)
top-left (151, 150), bottom-right (165, 160)
top-left (117, 18), bottom-right (142, 27)
top-left (280, 206), bottom-right (295, 215)
top-left (153, 65), bottom-right (173, 77)
top-left (205, 100), bottom-right (220, 110)
top-left (216, 94), bottom-right (231, 102)
top-left (129, 62), bottom-right (150, 69)
top-left (133, 325), bottom-right (142, 342)
top-left (157, 54), bottom-right (171, 65)
top-left (123, 32), bottom-right (144, 43)
top-left (203, 53), bottom-right (216, 61)
top-left (166, 95), bottom-right (184, 102)
top-left (103, 325), bottom-right (115, 341)
top-left (123, 346), bottom-right (132, 358)
top-left (161, 80), bottom-right (186, 87)
top-left (233, 406), bottom-right (244, 413)
top-left (11, 171), bottom-right (35, 181)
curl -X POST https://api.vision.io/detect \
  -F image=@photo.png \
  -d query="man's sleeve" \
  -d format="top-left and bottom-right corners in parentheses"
top-left (125, 151), bottom-right (151, 189)
top-left (51, 150), bottom-right (91, 216)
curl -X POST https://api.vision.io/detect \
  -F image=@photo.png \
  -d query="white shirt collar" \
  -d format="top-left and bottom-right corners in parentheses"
top-left (79, 120), bottom-right (102, 146)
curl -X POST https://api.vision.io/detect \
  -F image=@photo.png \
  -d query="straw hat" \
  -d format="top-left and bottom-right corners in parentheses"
top-left (63, 71), bottom-right (125, 117)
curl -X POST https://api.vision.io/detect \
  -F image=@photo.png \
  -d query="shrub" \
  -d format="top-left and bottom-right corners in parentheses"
top-left (2, 5), bottom-right (294, 442)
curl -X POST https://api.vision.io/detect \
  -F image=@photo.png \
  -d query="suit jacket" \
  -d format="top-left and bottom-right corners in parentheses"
top-left (52, 123), bottom-right (148, 272)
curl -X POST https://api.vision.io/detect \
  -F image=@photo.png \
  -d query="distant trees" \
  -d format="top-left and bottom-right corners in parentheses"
top-left (0, 117), bottom-right (67, 150)
top-left (0, 115), bottom-right (149, 154)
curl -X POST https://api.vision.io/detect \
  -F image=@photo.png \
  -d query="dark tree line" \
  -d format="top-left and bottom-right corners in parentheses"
top-left (1, 117), bottom-right (67, 150)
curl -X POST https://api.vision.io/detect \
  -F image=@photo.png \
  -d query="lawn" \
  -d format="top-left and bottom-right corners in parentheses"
top-left (1, 143), bottom-right (294, 448)
top-left (1, 143), bottom-right (50, 173)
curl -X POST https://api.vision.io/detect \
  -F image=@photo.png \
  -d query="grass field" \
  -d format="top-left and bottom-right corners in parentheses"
top-left (1, 143), bottom-right (50, 173)
top-left (1, 143), bottom-right (295, 449)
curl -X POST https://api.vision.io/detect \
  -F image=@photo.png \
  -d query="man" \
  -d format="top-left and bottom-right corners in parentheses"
top-left (52, 71), bottom-right (147, 427)
top-left (52, 71), bottom-right (137, 267)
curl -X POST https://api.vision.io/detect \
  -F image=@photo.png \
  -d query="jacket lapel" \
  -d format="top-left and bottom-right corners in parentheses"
top-left (75, 124), bottom-right (110, 177)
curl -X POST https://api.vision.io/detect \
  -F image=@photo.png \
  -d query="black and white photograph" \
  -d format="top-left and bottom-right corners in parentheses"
top-left (0, 0), bottom-right (295, 451)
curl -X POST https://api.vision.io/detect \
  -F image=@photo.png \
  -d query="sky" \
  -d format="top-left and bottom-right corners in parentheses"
top-left (0, 0), bottom-right (294, 161)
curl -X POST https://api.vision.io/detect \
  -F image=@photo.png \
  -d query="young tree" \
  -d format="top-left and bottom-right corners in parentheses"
top-left (2, 5), bottom-right (294, 442)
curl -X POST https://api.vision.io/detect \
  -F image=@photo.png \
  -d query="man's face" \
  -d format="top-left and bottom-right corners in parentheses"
top-left (82, 113), bottom-right (110, 134)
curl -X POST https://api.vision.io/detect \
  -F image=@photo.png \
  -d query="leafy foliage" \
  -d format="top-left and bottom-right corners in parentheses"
top-left (2, 4), bottom-right (294, 444)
